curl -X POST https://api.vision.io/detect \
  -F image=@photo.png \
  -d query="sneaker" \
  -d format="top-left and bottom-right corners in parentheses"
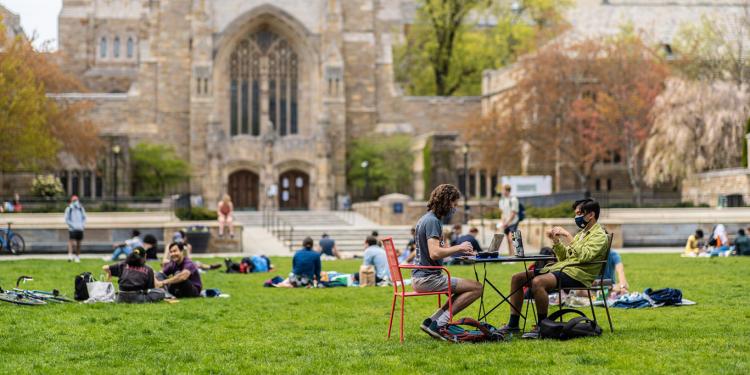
top-left (74, 257), bottom-right (80, 263)
top-left (521, 326), bottom-right (540, 339)
top-left (420, 319), bottom-right (446, 340)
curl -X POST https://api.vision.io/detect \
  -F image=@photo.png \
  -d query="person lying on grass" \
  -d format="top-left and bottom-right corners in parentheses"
top-left (102, 246), bottom-right (164, 303)
top-left (414, 184), bottom-right (482, 340)
top-left (156, 242), bottom-right (203, 298)
top-left (501, 198), bottom-right (608, 339)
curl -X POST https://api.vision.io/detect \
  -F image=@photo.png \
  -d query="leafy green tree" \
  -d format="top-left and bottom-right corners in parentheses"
top-left (131, 143), bottom-right (190, 197)
top-left (347, 135), bottom-right (414, 200)
top-left (394, 0), bottom-right (571, 96)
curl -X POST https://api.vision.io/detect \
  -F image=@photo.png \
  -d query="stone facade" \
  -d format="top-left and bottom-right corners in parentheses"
top-left (682, 168), bottom-right (750, 207)
top-left (48, 0), bottom-right (478, 210)
top-left (0, 4), bottom-right (24, 42)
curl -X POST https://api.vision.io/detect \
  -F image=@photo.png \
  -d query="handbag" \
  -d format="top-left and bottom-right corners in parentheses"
top-left (86, 280), bottom-right (115, 303)
top-left (359, 265), bottom-right (375, 287)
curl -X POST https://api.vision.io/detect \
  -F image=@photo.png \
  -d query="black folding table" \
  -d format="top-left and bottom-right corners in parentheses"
top-left (460, 255), bottom-right (556, 330)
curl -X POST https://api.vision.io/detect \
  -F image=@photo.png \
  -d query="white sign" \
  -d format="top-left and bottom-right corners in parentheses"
top-left (500, 175), bottom-right (552, 197)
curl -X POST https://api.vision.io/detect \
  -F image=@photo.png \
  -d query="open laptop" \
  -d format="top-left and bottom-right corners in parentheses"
top-left (476, 233), bottom-right (504, 258)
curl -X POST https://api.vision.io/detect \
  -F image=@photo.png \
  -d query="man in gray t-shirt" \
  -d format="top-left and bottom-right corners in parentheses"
top-left (412, 184), bottom-right (483, 341)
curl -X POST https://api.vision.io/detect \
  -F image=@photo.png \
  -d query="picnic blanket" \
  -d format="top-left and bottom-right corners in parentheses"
top-left (610, 288), bottom-right (695, 309)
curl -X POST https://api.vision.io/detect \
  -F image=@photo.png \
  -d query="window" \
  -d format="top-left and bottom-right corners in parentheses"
top-left (127, 37), bottom-right (134, 58)
top-left (95, 174), bottom-right (103, 198)
top-left (59, 171), bottom-right (69, 195)
top-left (100, 37), bottom-right (107, 58)
top-left (595, 178), bottom-right (601, 191)
top-left (607, 178), bottom-right (612, 192)
top-left (229, 28), bottom-right (298, 137)
top-left (83, 171), bottom-right (92, 198)
top-left (71, 171), bottom-right (80, 196)
top-left (113, 36), bottom-right (120, 58)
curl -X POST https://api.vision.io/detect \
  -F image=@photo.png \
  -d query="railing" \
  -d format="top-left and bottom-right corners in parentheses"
top-left (262, 205), bottom-right (294, 252)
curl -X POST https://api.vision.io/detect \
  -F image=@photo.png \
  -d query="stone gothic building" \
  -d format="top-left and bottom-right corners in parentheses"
top-left (49, 0), bottom-right (478, 210)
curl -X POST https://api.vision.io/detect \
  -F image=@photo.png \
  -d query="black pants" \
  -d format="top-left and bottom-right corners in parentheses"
top-left (156, 272), bottom-right (200, 298)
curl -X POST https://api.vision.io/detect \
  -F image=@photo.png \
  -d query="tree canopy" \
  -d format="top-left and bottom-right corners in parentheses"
top-left (131, 142), bottom-right (190, 197)
top-left (394, 0), bottom-right (571, 96)
top-left (347, 135), bottom-right (414, 200)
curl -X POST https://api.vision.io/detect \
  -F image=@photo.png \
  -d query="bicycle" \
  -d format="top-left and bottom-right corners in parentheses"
top-left (12, 276), bottom-right (73, 303)
top-left (0, 277), bottom-right (46, 306)
top-left (0, 222), bottom-right (25, 255)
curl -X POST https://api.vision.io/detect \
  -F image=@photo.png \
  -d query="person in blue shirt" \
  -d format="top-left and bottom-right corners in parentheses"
top-left (602, 250), bottom-right (629, 295)
top-left (354, 236), bottom-right (389, 284)
top-left (277, 237), bottom-right (321, 288)
top-left (455, 227), bottom-right (482, 253)
top-left (317, 233), bottom-right (341, 259)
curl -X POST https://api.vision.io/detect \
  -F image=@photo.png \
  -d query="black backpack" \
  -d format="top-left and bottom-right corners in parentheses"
top-left (539, 309), bottom-right (602, 340)
top-left (74, 272), bottom-right (94, 301)
top-left (517, 202), bottom-right (526, 222)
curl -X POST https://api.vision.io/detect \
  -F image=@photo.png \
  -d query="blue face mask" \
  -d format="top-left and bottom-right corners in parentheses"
top-left (444, 207), bottom-right (457, 222)
top-left (574, 214), bottom-right (588, 229)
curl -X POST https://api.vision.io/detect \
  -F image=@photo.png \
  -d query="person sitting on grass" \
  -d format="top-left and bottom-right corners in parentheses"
top-left (102, 246), bottom-right (164, 303)
top-left (353, 236), bottom-right (389, 285)
top-left (502, 198), bottom-right (608, 339)
top-left (414, 184), bottom-right (482, 340)
top-left (156, 242), bottom-right (202, 298)
top-left (455, 227), bottom-right (482, 252)
top-left (109, 230), bottom-right (142, 261)
top-left (275, 237), bottom-right (321, 288)
top-left (143, 234), bottom-right (159, 260)
top-left (683, 229), bottom-right (704, 257)
top-left (162, 230), bottom-right (220, 271)
top-left (398, 227), bottom-right (417, 264)
top-left (733, 229), bottom-right (750, 256)
top-left (317, 233), bottom-right (341, 260)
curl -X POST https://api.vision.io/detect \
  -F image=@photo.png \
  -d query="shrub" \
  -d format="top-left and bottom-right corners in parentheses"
top-left (30, 174), bottom-right (64, 198)
top-left (175, 207), bottom-right (217, 221)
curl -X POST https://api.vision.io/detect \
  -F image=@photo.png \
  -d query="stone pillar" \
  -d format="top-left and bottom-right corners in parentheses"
top-left (474, 171), bottom-right (481, 199)
top-left (746, 133), bottom-right (750, 168)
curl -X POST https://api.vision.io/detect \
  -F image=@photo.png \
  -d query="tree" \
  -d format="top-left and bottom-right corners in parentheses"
top-left (0, 20), bottom-right (103, 174)
top-left (644, 78), bottom-right (750, 185)
top-left (394, 0), bottom-right (571, 96)
top-left (131, 143), bottom-right (190, 197)
top-left (347, 135), bottom-right (414, 200)
top-left (672, 8), bottom-right (750, 88)
top-left (577, 35), bottom-right (670, 206)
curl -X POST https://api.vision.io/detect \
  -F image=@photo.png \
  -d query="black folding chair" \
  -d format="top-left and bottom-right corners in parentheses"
top-left (552, 232), bottom-right (615, 333)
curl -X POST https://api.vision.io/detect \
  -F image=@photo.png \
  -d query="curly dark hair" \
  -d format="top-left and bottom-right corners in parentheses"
top-left (427, 184), bottom-right (461, 219)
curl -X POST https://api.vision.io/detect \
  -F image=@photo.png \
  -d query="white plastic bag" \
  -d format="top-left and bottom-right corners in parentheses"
top-left (86, 281), bottom-right (115, 303)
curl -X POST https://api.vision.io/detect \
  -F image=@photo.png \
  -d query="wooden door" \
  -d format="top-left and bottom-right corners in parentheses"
top-left (228, 170), bottom-right (259, 210)
top-left (279, 170), bottom-right (309, 210)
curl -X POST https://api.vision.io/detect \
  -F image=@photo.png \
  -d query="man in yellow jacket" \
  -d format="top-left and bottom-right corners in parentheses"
top-left (501, 199), bottom-right (608, 339)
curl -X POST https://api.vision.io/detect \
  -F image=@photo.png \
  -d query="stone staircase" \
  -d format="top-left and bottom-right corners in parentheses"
top-left (234, 210), bottom-right (412, 256)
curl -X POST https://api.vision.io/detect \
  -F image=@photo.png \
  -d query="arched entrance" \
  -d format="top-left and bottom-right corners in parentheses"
top-left (279, 170), bottom-right (308, 210)
top-left (228, 170), bottom-right (259, 210)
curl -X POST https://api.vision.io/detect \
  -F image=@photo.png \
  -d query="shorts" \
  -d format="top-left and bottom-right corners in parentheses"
top-left (289, 273), bottom-right (313, 287)
top-left (503, 223), bottom-right (519, 235)
top-left (550, 271), bottom-right (585, 289)
top-left (412, 273), bottom-right (460, 293)
top-left (69, 230), bottom-right (84, 241)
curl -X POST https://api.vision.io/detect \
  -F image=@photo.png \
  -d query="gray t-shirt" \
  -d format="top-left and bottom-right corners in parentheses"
top-left (412, 211), bottom-right (443, 279)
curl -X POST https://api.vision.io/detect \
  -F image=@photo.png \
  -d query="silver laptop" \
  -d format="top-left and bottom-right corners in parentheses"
top-left (487, 233), bottom-right (505, 253)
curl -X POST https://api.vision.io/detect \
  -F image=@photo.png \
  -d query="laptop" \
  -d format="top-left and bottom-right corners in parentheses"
top-left (512, 230), bottom-right (525, 257)
top-left (477, 233), bottom-right (504, 258)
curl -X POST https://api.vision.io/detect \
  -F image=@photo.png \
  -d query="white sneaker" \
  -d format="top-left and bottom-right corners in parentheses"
top-left (74, 257), bottom-right (81, 263)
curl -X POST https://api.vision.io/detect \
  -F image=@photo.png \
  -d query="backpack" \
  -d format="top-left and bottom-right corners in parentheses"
top-left (517, 201), bottom-right (526, 222)
top-left (74, 272), bottom-right (94, 301)
top-left (441, 318), bottom-right (507, 343)
top-left (539, 309), bottom-right (602, 340)
top-left (644, 288), bottom-right (682, 306)
top-left (251, 256), bottom-right (269, 273)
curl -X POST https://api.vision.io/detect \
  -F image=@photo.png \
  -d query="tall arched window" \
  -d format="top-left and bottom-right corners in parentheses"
top-left (126, 37), bottom-right (134, 58)
top-left (100, 37), bottom-right (107, 58)
top-left (229, 28), bottom-right (298, 137)
top-left (113, 36), bottom-right (120, 58)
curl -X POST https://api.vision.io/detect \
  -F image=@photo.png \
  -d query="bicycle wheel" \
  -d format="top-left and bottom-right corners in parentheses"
top-left (0, 292), bottom-right (46, 306)
top-left (28, 290), bottom-right (74, 303)
top-left (9, 234), bottom-right (25, 255)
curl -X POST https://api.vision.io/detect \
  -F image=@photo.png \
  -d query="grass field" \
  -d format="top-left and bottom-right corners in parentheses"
top-left (0, 254), bottom-right (748, 374)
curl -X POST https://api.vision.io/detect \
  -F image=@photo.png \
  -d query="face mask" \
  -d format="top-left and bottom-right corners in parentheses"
top-left (574, 214), bottom-right (588, 229)
top-left (444, 207), bottom-right (457, 222)
top-left (72, 201), bottom-right (79, 208)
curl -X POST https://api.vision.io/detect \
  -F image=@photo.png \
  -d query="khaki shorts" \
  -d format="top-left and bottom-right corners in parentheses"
top-left (412, 274), bottom-right (460, 293)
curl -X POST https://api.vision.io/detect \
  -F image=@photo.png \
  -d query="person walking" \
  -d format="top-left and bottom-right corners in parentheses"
top-left (64, 195), bottom-right (87, 263)
top-left (217, 194), bottom-right (234, 238)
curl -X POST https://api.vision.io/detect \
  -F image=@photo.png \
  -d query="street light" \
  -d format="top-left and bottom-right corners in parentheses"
top-left (112, 144), bottom-right (121, 211)
top-left (361, 160), bottom-right (370, 200)
top-left (462, 143), bottom-right (469, 224)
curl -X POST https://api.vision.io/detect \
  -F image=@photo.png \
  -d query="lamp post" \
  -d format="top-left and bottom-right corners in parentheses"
top-left (112, 144), bottom-right (120, 211)
top-left (462, 143), bottom-right (469, 224)
top-left (361, 160), bottom-right (370, 200)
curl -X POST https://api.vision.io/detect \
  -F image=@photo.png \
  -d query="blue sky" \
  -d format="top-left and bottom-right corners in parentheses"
top-left (1, 0), bottom-right (62, 51)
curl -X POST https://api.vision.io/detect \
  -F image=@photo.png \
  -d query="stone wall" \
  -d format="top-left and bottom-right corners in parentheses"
top-left (682, 168), bottom-right (750, 207)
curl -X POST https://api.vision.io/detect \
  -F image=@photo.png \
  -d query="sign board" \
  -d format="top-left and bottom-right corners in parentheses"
top-left (499, 175), bottom-right (552, 198)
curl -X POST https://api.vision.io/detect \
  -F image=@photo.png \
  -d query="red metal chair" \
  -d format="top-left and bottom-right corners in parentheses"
top-left (382, 236), bottom-right (453, 342)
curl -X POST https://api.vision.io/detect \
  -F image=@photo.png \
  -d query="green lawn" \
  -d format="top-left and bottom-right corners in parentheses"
top-left (0, 254), bottom-right (748, 374)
